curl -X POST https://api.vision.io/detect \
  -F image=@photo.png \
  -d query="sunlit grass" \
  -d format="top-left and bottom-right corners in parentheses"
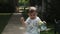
top-left (40, 30), bottom-right (54, 34)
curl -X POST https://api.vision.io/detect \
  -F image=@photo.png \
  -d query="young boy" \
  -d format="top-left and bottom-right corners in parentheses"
top-left (20, 6), bottom-right (43, 34)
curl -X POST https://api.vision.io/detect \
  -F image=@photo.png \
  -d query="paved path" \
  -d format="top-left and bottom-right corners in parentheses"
top-left (1, 13), bottom-right (25, 34)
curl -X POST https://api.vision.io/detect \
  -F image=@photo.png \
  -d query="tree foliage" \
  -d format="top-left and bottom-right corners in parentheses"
top-left (0, 0), bottom-right (8, 4)
top-left (44, 0), bottom-right (60, 24)
top-left (19, 0), bottom-right (29, 4)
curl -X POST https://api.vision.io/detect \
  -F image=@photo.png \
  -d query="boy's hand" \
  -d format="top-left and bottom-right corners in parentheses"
top-left (20, 17), bottom-right (25, 22)
top-left (43, 21), bottom-right (46, 24)
top-left (20, 17), bottom-right (25, 27)
top-left (38, 21), bottom-right (43, 25)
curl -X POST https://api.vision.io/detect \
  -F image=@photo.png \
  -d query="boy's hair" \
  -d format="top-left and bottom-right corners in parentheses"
top-left (28, 7), bottom-right (37, 13)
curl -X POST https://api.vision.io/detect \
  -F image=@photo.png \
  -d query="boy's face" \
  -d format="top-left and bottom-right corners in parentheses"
top-left (28, 12), bottom-right (37, 19)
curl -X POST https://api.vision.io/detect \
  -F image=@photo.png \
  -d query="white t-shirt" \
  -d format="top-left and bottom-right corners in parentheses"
top-left (25, 16), bottom-right (42, 34)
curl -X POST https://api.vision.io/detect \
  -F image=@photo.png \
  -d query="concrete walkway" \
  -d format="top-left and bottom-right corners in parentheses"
top-left (1, 13), bottom-right (25, 34)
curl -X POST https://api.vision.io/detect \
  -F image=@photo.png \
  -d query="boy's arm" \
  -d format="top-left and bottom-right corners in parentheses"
top-left (38, 18), bottom-right (43, 25)
top-left (38, 17), bottom-right (46, 25)
top-left (20, 17), bottom-right (26, 27)
top-left (38, 17), bottom-right (47, 31)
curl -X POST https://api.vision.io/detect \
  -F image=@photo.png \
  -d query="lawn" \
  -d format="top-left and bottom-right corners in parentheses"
top-left (0, 13), bottom-right (12, 34)
top-left (40, 29), bottom-right (54, 34)
top-left (40, 24), bottom-right (55, 34)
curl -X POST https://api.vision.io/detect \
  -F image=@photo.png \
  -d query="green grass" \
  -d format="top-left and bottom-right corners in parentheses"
top-left (0, 13), bottom-right (11, 15)
top-left (0, 14), bottom-right (12, 34)
top-left (40, 30), bottom-right (54, 34)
